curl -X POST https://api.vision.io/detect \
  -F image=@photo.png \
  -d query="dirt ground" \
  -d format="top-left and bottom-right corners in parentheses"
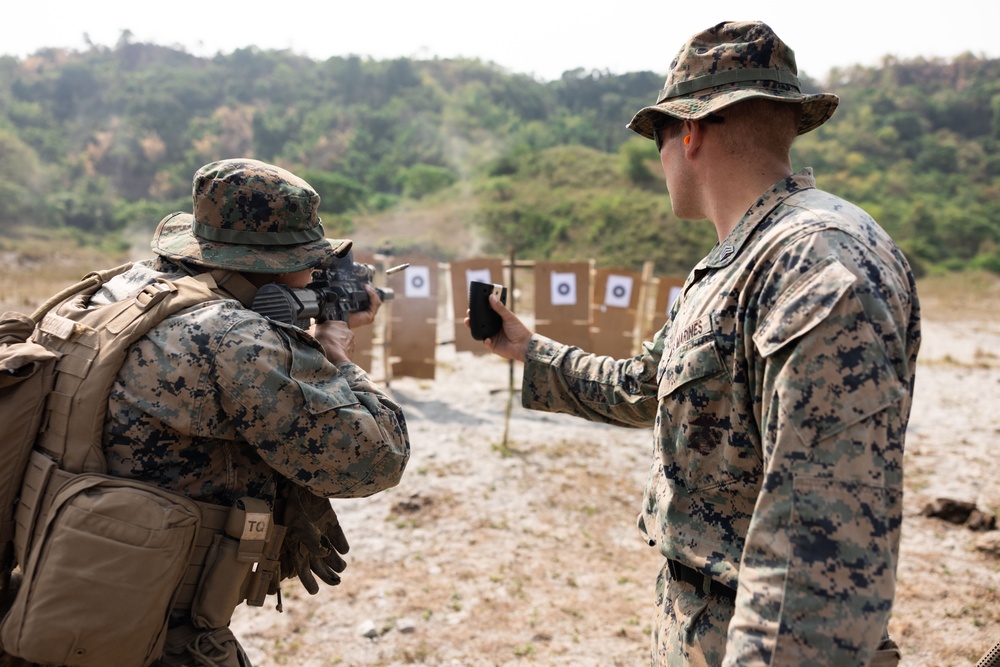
top-left (2, 250), bottom-right (997, 666)
top-left (226, 274), bottom-right (1000, 667)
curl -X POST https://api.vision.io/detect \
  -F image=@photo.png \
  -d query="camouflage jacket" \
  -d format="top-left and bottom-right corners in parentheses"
top-left (522, 169), bottom-right (920, 666)
top-left (93, 259), bottom-right (409, 507)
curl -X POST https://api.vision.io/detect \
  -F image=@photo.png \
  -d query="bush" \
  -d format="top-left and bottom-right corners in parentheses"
top-left (401, 164), bottom-right (457, 199)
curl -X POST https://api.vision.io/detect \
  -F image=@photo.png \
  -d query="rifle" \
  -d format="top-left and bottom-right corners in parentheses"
top-left (251, 250), bottom-right (408, 328)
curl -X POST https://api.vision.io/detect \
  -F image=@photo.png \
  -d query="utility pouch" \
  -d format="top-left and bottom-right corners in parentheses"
top-left (0, 466), bottom-right (201, 667)
top-left (244, 523), bottom-right (286, 608)
top-left (191, 497), bottom-right (275, 629)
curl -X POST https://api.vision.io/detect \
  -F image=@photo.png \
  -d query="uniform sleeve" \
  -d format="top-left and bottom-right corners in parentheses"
top-left (723, 254), bottom-right (910, 667)
top-left (520, 330), bottom-right (664, 428)
top-left (212, 318), bottom-right (409, 498)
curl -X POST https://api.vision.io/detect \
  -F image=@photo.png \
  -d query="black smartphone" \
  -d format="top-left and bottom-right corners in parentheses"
top-left (468, 281), bottom-right (507, 340)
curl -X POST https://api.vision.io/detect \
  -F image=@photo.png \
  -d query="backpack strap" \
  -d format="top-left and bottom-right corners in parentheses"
top-left (208, 269), bottom-right (258, 308)
top-left (34, 272), bottom-right (223, 473)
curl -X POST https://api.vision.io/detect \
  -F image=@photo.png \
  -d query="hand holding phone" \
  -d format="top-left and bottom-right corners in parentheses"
top-left (468, 281), bottom-right (507, 340)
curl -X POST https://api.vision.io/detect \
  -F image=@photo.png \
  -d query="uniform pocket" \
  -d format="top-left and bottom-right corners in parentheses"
top-left (752, 257), bottom-right (904, 444)
top-left (657, 326), bottom-right (757, 493)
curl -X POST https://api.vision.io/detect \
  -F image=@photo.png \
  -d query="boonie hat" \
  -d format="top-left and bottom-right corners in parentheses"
top-left (627, 21), bottom-right (839, 140)
top-left (152, 158), bottom-right (352, 274)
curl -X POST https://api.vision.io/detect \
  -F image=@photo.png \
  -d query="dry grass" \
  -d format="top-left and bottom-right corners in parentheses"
top-left (0, 232), bottom-right (131, 315)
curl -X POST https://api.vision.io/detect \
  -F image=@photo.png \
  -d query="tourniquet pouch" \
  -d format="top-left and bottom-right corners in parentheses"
top-left (0, 473), bottom-right (201, 667)
top-left (190, 534), bottom-right (253, 630)
top-left (190, 497), bottom-right (272, 630)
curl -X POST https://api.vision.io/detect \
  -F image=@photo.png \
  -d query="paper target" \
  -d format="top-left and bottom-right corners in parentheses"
top-left (404, 265), bottom-right (432, 298)
top-left (667, 286), bottom-right (683, 314)
top-left (603, 275), bottom-right (633, 308)
top-left (550, 271), bottom-right (577, 305)
top-left (465, 268), bottom-right (492, 291)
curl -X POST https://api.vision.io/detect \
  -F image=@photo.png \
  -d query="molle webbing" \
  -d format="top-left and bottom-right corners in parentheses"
top-left (31, 272), bottom-right (221, 474)
top-left (3, 265), bottom-right (283, 647)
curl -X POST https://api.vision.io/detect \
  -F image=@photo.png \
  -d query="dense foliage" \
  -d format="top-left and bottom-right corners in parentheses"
top-left (1, 37), bottom-right (998, 276)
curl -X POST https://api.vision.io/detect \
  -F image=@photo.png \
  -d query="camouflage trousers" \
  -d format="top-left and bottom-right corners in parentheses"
top-left (651, 560), bottom-right (735, 667)
top-left (650, 561), bottom-right (902, 667)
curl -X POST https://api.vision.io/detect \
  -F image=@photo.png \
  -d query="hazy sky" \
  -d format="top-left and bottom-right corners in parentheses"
top-left (3, 1), bottom-right (996, 81)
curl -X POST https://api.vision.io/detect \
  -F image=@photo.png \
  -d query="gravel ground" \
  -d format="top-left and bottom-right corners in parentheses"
top-left (231, 277), bottom-right (1000, 667)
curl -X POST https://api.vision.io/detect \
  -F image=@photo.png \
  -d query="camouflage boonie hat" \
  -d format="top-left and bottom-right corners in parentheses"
top-left (627, 21), bottom-right (839, 140)
top-left (152, 158), bottom-right (352, 274)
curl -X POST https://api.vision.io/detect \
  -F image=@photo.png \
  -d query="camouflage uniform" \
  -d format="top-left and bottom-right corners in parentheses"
top-left (531, 22), bottom-right (920, 666)
top-left (93, 258), bottom-right (409, 507)
top-left (523, 169), bottom-right (919, 666)
top-left (88, 158), bottom-right (410, 667)
top-left (91, 158), bottom-right (410, 507)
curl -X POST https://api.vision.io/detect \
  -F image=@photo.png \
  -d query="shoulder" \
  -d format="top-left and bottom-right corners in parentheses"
top-left (761, 189), bottom-right (913, 285)
top-left (775, 188), bottom-right (880, 240)
top-left (148, 298), bottom-right (296, 360)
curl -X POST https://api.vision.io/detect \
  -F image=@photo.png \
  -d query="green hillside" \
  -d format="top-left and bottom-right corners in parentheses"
top-left (1, 39), bottom-right (998, 277)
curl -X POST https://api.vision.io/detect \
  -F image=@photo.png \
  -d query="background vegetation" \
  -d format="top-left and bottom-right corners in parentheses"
top-left (1, 34), bottom-right (999, 277)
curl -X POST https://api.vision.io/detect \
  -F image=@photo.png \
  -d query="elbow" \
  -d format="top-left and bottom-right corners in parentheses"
top-left (361, 439), bottom-right (411, 495)
top-left (329, 428), bottom-right (411, 498)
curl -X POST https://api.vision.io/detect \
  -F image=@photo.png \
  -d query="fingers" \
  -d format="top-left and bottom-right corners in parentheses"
top-left (322, 548), bottom-right (347, 574)
top-left (464, 296), bottom-right (531, 361)
top-left (313, 320), bottom-right (355, 363)
top-left (485, 294), bottom-right (531, 363)
top-left (488, 293), bottom-right (511, 316)
top-left (329, 524), bottom-right (350, 555)
top-left (366, 283), bottom-right (383, 311)
top-left (310, 559), bottom-right (343, 587)
top-left (297, 560), bottom-right (320, 595)
top-left (348, 284), bottom-right (382, 329)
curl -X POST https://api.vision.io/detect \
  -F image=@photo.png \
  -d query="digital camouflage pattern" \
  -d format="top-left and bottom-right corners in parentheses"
top-left (627, 21), bottom-right (840, 140)
top-left (521, 169), bottom-right (920, 667)
top-left (152, 158), bottom-right (352, 274)
top-left (93, 259), bottom-right (409, 507)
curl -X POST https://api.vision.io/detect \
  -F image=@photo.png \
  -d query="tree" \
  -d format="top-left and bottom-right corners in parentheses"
top-left (0, 131), bottom-right (48, 227)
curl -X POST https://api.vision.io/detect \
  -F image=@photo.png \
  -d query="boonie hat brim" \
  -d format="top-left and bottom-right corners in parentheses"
top-left (152, 212), bottom-right (353, 274)
top-left (627, 84), bottom-right (839, 140)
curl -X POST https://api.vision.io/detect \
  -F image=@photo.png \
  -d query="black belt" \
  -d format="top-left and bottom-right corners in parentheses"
top-left (667, 559), bottom-right (737, 604)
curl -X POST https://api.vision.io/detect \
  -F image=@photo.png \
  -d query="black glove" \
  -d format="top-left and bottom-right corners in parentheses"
top-left (275, 483), bottom-right (350, 595)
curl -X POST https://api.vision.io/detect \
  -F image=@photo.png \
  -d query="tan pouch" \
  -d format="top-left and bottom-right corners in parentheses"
top-left (0, 473), bottom-right (201, 667)
top-left (190, 535), bottom-right (253, 630)
top-left (190, 497), bottom-right (273, 630)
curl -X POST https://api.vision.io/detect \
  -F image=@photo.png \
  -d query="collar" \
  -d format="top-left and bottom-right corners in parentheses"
top-left (699, 168), bottom-right (817, 270)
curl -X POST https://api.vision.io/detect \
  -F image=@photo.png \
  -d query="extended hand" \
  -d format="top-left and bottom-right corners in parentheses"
top-left (465, 294), bottom-right (532, 363)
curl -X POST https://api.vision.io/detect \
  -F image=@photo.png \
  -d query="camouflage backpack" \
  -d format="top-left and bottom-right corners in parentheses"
top-left (0, 262), bottom-right (352, 667)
